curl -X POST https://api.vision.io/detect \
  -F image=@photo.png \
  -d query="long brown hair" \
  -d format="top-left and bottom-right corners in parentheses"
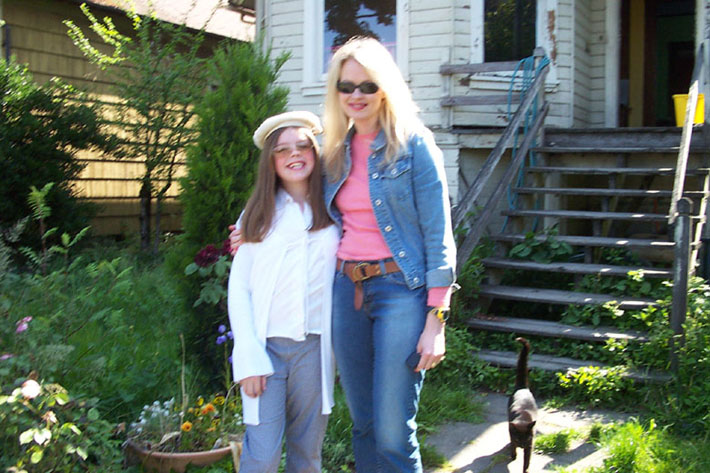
top-left (241, 127), bottom-right (331, 242)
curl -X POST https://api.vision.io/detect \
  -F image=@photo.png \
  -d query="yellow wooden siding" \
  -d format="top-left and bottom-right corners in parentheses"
top-left (3, 0), bottom-right (220, 234)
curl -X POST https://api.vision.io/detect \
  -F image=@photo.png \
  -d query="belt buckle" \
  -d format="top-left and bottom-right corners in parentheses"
top-left (352, 262), bottom-right (371, 282)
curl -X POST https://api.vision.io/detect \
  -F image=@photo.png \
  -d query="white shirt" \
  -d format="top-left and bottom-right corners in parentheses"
top-left (266, 191), bottom-right (327, 339)
top-left (227, 189), bottom-right (340, 425)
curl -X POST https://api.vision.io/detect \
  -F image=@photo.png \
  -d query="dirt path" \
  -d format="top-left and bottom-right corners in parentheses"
top-left (424, 393), bottom-right (631, 473)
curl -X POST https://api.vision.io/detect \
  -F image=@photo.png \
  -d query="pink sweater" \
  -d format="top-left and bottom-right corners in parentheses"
top-left (335, 132), bottom-right (451, 308)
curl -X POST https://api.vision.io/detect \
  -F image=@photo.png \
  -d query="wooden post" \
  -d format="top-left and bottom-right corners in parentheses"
top-left (670, 197), bottom-right (692, 374)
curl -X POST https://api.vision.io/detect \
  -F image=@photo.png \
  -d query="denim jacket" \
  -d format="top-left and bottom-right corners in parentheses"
top-left (324, 127), bottom-right (457, 290)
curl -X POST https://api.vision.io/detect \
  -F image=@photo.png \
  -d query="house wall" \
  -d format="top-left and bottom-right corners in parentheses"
top-left (2, 0), bottom-right (241, 235)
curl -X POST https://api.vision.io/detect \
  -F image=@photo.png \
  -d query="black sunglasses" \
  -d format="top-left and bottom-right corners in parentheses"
top-left (336, 80), bottom-right (380, 95)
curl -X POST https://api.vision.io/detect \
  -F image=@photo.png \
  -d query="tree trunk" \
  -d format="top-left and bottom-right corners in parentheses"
top-left (153, 196), bottom-right (162, 254)
top-left (139, 180), bottom-right (152, 251)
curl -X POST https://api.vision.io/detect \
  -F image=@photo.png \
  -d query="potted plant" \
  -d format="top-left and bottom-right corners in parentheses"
top-left (125, 391), bottom-right (244, 473)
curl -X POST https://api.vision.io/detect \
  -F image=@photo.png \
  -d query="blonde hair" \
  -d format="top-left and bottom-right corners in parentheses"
top-left (241, 127), bottom-right (331, 242)
top-left (322, 36), bottom-right (423, 178)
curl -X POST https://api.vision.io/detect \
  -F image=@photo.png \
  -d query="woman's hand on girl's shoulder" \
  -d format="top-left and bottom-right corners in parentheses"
top-left (228, 224), bottom-right (243, 255)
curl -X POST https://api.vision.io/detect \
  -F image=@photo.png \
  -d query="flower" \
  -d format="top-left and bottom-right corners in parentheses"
top-left (219, 239), bottom-right (232, 256)
top-left (216, 335), bottom-right (227, 345)
top-left (194, 244), bottom-right (221, 267)
top-left (0, 353), bottom-right (14, 361)
top-left (42, 410), bottom-right (58, 425)
top-left (21, 379), bottom-right (41, 399)
top-left (127, 393), bottom-right (244, 453)
top-left (16, 316), bottom-right (32, 333)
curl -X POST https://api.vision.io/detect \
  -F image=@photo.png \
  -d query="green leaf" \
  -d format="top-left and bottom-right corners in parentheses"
top-left (19, 429), bottom-right (34, 445)
top-left (76, 446), bottom-right (88, 460)
top-left (30, 449), bottom-right (44, 464)
top-left (87, 407), bottom-right (100, 421)
top-left (34, 428), bottom-right (52, 445)
top-left (185, 262), bottom-right (199, 275)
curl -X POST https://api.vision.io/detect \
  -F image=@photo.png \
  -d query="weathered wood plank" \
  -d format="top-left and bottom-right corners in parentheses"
top-left (440, 61), bottom-right (521, 75)
top-left (467, 314), bottom-right (649, 342)
top-left (441, 94), bottom-right (520, 106)
top-left (475, 350), bottom-right (671, 382)
top-left (535, 146), bottom-right (707, 154)
top-left (513, 187), bottom-right (675, 197)
top-left (481, 257), bottom-right (672, 278)
top-left (501, 209), bottom-right (669, 222)
top-left (478, 284), bottom-right (658, 309)
top-left (490, 233), bottom-right (675, 250)
top-left (525, 166), bottom-right (710, 175)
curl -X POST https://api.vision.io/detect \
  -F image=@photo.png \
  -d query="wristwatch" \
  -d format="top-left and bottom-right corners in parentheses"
top-left (428, 306), bottom-right (450, 324)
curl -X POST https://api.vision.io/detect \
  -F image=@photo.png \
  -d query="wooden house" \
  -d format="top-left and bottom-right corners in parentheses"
top-left (253, 0), bottom-right (709, 378)
top-left (0, 0), bottom-right (255, 234)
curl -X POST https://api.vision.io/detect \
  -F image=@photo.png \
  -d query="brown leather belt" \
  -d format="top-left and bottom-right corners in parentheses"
top-left (338, 258), bottom-right (400, 310)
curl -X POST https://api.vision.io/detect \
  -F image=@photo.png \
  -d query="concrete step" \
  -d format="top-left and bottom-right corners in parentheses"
top-left (466, 313), bottom-right (649, 342)
top-left (482, 257), bottom-right (672, 278)
top-left (475, 349), bottom-right (670, 383)
top-left (478, 284), bottom-right (658, 309)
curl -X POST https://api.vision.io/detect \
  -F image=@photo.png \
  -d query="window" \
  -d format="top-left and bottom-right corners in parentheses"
top-left (484, 0), bottom-right (536, 62)
top-left (302, 0), bottom-right (406, 94)
top-left (323, 1), bottom-right (397, 73)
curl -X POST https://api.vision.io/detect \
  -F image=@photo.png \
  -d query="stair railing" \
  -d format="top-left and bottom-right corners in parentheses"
top-left (669, 39), bottom-right (708, 373)
top-left (441, 48), bottom-right (550, 268)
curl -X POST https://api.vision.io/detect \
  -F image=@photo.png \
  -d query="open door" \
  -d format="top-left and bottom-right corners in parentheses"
top-left (620, 0), bottom-right (695, 127)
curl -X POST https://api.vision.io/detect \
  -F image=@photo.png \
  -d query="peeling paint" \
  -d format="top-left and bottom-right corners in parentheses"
top-left (547, 9), bottom-right (557, 63)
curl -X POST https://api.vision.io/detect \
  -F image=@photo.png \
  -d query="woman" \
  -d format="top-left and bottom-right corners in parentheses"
top-left (322, 37), bottom-right (456, 473)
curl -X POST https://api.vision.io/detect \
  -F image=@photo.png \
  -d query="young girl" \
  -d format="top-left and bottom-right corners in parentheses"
top-left (227, 111), bottom-right (339, 473)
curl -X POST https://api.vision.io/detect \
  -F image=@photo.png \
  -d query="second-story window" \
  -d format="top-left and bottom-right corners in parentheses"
top-left (323, 0), bottom-right (397, 72)
top-left (485, 0), bottom-right (536, 62)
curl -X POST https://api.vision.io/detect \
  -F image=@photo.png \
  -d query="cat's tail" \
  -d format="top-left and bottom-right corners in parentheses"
top-left (515, 337), bottom-right (531, 389)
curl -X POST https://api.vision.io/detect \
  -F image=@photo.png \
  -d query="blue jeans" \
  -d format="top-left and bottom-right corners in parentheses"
top-left (332, 267), bottom-right (427, 473)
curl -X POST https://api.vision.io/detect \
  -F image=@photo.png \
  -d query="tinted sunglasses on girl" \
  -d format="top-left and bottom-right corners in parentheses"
top-left (336, 81), bottom-right (380, 94)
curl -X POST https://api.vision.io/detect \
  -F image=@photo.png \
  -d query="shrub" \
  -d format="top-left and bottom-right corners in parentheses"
top-left (0, 58), bottom-right (112, 250)
top-left (0, 378), bottom-right (122, 472)
top-left (173, 39), bottom-right (289, 381)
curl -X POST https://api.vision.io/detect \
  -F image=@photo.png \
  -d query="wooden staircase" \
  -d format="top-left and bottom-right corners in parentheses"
top-left (466, 127), bottom-right (710, 383)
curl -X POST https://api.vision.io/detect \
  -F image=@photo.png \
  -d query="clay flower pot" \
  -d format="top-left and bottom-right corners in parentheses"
top-left (125, 440), bottom-right (242, 473)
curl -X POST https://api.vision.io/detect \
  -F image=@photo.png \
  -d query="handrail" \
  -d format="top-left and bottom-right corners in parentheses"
top-left (669, 42), bottom-right (705, 225)
top-left (448, 51), bottom-right (550, 268)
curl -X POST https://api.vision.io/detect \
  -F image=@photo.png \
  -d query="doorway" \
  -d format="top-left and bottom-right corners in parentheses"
top-left (619, 0), bottom-right (695, 127)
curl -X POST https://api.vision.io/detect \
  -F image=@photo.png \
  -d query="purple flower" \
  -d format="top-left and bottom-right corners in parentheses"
top-left (228, 355), bottom-right (232, 363)
top-left (216, 335), bottom-right (227, 345)
top-left (0, 353), bottom-right (14, 361)
top-left (218, 324), bottom-right (227, 334)
top-left (16, 316), bottom-right (32, 333)
top-left (227, 331), bottom-right (233, 340)
top-left (220, 239), bottom-right (232, 256)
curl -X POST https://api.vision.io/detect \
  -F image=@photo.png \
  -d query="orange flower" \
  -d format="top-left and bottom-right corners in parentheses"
top-left (200, 403), bottom-right (216, 415)
top-left (181, 421), bottom-right (193, 432)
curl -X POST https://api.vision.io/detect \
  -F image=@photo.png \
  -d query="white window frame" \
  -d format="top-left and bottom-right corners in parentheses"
top-left (470, 0), bottom-right (557, 83)
top-left (302, 0), bottom-right (408, 96)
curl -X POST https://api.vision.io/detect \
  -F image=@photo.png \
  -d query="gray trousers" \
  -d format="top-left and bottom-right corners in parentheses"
top-left (239, 334), bottom-right (328, 473)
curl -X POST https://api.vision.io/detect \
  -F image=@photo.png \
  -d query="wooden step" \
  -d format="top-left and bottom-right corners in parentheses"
top-left (501, 209), bottom-right (669, 222)
top-left (542, 126), bottom-right (707, 149)
top-left (534, 146), bottom-right (697, 154)
top-left (475, 349), bottom-right (671, 383)
top-left (482, 257), bottom-right (672, 278)
top-left (490, 233), bottom-right (674, 250)
top-left (478, 284), bottom-right (658, 309)
top-left (514, 187), bottom-right (674, 198)
top-left (467, 313), bottom-right (649, 342)
top-left (526, 166), bottom-right (709, 175)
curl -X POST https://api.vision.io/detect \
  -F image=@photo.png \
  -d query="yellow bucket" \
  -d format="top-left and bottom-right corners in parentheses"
top-left (672, 93), bottom-right (705, 126)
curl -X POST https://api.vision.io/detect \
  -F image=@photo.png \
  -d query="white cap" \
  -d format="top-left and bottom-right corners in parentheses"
top-left (252, 111), bottom-right (323, 149)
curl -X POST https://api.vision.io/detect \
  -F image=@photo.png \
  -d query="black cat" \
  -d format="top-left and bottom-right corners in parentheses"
top-left (508, 337), bottom-right (538, 473)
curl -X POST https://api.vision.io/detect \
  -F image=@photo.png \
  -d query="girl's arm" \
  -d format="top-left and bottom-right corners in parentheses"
top-left (227, 244), bottom-right (274, 383)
